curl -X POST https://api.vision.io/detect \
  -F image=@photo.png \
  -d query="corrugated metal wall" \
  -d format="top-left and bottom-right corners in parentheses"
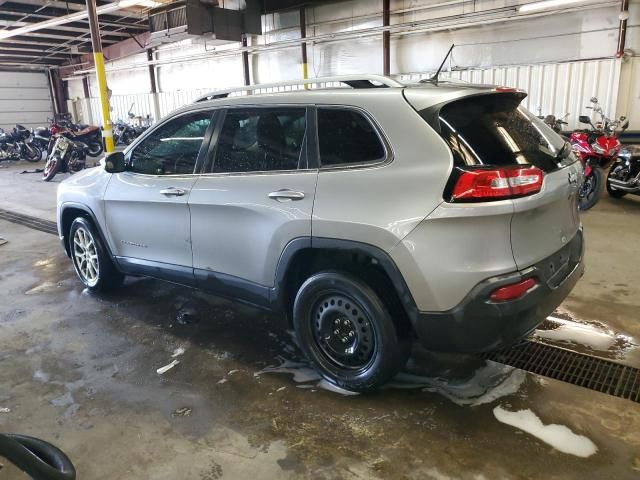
top-left (82, 57), bottom-right (621, 132)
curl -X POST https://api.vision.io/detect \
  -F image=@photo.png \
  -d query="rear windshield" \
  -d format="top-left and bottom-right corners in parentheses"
top-left (429, 93), bottom-right (572, 172)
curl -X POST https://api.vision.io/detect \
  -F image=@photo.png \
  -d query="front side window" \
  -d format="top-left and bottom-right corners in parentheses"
top-left (129, 111), bottom-right (212, 175)
top-left (212, 108), bottom-right (306, 173)
top-left (317, 108), bottom-right (385, 166)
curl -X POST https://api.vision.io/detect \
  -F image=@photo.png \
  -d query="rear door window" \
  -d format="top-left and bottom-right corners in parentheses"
top-left (317, 108), bottom-right (386, 166)
top-left (212, 108), bottom-right (306, 173)
top-left (433, 93), bottom-right (571, 172)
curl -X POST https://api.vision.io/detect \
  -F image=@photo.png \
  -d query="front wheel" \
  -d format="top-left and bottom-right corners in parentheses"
top-left (42, 156), bottom-right (59, 182)
top-left (578, 166), bottom-right (603, 211)
top-left (293, 271), bottom-right (407, 392)
top-left (23, 144), bottom-right (42, 162)
top-left (69, 217), bottom-right (123, 292)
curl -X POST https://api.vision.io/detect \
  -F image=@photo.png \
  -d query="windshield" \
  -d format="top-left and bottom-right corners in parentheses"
top-left (431, 93), bottom-right (573, 172)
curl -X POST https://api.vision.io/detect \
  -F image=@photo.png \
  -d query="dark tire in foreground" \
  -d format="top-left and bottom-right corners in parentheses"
top-left (293, 271), bottom-right (407, 392)
top-left (69, 217), bottom-right (123, 292)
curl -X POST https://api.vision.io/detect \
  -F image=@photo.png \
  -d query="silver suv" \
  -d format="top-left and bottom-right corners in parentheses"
top-left (57, 75), bottom-right (584, 392)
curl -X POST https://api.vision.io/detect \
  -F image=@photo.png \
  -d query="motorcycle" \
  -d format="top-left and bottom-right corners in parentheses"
top-left (568, 97), bottom-right (629, 210)
top-left (606, 145), bottom-right (640, 198)
top-left (113, 119), bottom-right (139, 145)
top-left (539, 113), bottom-right (569, 134)
top-left (43, 135), bottom-right (89, 182)
top-left (0, 125), bottom-right (42, 162)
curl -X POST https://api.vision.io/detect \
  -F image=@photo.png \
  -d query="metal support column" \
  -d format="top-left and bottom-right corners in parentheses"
top-left (616, 0), bottom-right (630, 58)
top-left (82, 76), bottom-right (94, 125)
top-left (148, 48), bottom-right (161, 123)
top-left (241, 34), bottom-right (250, 86)
top-left (300, 6), bottom-right (308, 87)
top-left (383, 0), bottom-right (390, 76)
top-left (86, 0), bottom-right (114, 152)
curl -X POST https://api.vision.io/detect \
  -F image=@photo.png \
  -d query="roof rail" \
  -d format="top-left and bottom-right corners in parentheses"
top-left (194, 75), bottom-right (404, 103)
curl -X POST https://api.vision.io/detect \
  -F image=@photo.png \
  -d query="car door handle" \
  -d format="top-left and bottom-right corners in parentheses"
top-left (160, 188), bottom-right (187, 196)
top-left (268, 189), bottom-right (305, 201)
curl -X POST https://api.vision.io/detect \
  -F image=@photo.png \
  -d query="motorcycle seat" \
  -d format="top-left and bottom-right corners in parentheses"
top-left (72, 126), bottom-right (98, 136)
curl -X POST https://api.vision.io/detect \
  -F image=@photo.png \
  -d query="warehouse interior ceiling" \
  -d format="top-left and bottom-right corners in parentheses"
top-left (0, 0), bottom-right (334, 69)
top-left (0, 0), bottom-right (154, 67)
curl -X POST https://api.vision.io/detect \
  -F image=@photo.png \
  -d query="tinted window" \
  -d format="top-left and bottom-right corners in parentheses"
top-left (129, 111), bottom-right (212, 175)
top-left (317, 109), bottom-right (385, 166)
top-left (213, 108), bottom-right (306, 173)
top-left (435, 93), bottom-right (570, 172)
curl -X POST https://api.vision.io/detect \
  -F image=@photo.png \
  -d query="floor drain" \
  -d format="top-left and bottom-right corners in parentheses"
top-left (482, 341), bottom-right (640, 403)
top-left (0, 208), bottom-right (57, 236)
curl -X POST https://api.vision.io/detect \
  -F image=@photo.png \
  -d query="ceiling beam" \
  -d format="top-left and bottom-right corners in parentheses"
top-left (0, 50), bottom-right (72, 59)
top-left (0, 18), bottom-right (136, 37)
top-left (0, 11), bottom-right (148, 30)
top-left (3, 0), bottom-right (147, 18)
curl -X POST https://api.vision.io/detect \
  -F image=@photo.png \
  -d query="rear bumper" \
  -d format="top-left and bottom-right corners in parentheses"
top-left (414, 228), bottom-right (584, 353)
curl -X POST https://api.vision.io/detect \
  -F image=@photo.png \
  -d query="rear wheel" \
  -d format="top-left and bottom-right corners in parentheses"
top-left (293, 271), bottom-right (407, 392)
top-left (87, 140), bottom-right (103, 157)
top-left (69, 217), bottom-right (123, 292)
top-left (578, 167), bottom-right (603, 211)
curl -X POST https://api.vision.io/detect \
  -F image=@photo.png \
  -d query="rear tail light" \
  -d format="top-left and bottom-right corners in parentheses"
top-left (489, 278), bottom-right (537, 302)
top-left (450, 166), bottom-right (544, 202)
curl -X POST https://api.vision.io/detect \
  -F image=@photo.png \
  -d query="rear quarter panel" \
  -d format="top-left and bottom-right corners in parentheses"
top-left (312, 89), bottom-right (453, 251)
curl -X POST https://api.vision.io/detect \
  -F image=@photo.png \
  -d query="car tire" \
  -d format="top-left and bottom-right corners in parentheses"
top-left (293, 271), bottom-right (407, 392)
top-left (69, 217), bottom-right (123, 292)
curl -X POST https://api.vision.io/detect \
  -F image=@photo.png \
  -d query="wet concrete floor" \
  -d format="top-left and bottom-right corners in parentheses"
top-left (0, 176), bottom-right (640, 479)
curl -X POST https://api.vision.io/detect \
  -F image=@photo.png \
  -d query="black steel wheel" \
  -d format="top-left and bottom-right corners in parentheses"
top-left (293, 271), bottom-right (407, 392)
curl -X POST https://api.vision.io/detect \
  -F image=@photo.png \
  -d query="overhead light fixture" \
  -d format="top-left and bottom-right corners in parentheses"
top-left (518, 0), bottom-right (587, 13)
top-left (0, 0), bottom-right (161, 40)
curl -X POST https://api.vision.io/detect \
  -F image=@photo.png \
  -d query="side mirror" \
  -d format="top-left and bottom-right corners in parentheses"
top-left (579, 115), bottom-right (592, 125)
top-left (621, 119), bottom-right (630, 130)
top-left (590, 97), bottom-right (598, 103)
top-left (104, 151), bottom-right (126, 173)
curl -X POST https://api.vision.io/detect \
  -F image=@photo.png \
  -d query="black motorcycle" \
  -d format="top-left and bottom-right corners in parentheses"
top-left (0, 125), bottom-right (42, 162)
top-left (606, 145), bottom-right (640, 198)
top-left (43, 135), bottom-right (89, 182)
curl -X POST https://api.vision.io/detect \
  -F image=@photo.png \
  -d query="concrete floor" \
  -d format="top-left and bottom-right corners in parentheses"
top-left (1, 161), bottom-right (640, 479)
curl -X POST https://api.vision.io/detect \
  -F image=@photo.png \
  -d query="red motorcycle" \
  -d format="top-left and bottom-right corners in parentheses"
top-left (569, 97), bottom-right (629, 210)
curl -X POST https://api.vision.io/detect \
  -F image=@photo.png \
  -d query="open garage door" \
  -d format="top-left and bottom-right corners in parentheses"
top-left (0, 71), bottom-right (53, 130)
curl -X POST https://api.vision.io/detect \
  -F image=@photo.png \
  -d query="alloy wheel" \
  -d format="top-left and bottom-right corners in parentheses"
top-left (72, 227), bottom-right (99, 286)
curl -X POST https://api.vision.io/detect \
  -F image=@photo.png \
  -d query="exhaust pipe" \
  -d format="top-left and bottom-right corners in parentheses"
top-left (608, 173), bottom-right (640, 192)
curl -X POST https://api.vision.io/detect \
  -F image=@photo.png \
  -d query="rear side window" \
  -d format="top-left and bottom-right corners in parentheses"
top-left (433, 93), bottom-right (569, 172)
top-left (317, 108), bottom-right (385, 166)
top-left (212, 108), bottom-right (306, 173)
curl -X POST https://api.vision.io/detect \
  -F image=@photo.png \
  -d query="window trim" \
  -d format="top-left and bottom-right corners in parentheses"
top-left (201, 104), bottom-right (313, 177)
top-left (123, 107), bottom-right (218, 177)
top-left (314, 105), bottom-right (393, 171)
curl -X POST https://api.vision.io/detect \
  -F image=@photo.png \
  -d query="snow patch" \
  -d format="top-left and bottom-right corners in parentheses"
top-left (493, 406), bottom-right (598, 458)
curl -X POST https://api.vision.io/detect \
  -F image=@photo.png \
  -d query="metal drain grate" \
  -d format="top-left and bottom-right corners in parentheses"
top-left (0, 208), bottom-right (57, 236)
top-left (483, 341), bottom-right (640, 403)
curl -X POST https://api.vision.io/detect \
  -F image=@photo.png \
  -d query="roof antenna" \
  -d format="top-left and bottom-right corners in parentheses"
top-left (420, 44), bottom-right (454, 85)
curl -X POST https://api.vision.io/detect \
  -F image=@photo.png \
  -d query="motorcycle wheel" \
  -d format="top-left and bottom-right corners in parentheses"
top-left (24, 144), bottom-right (42, 162)
top-left (606, 166), bottom-right (627, 198)
top-left (43, 156), bottom-right (60, 182)
top-left (87, 140), bottom-right (104, 157)
top-left (578, 167), bottom-right (603, 211)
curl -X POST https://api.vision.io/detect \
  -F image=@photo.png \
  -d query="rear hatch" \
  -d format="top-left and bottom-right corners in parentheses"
top-left (411, 89), bottom-right (581, 271)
